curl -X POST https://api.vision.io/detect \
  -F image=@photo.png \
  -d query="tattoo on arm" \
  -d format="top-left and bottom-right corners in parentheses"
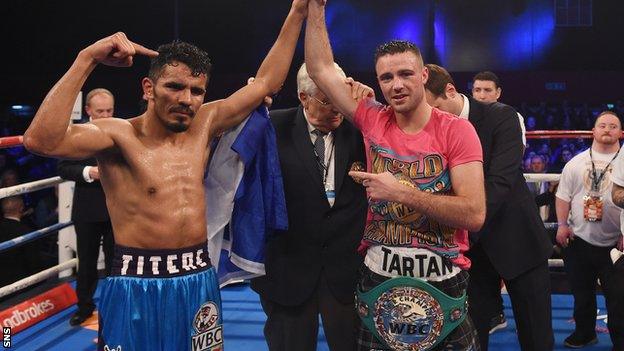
top-left (612, 184), bottom-right (624, 208)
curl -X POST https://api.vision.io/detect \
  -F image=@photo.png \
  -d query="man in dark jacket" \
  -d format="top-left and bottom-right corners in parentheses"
top-left (425, 64), bottom-right (554, 351)
top-left (251, 63), bottom-right (368, 351)
top-left (0, 196), bottom-right (36, 290)
top-left (57, 88), bottom-right (114, 326)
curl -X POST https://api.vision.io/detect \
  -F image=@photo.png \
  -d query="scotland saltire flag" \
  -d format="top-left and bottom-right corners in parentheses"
top-left (205, 106), bottom-right (288, 287)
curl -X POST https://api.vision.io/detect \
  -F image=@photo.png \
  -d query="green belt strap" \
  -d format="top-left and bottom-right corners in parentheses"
top-left (356, 276), bottom-right (468, 350)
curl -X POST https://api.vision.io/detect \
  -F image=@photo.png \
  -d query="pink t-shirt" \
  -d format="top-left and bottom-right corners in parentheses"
top-left (354, 99), bottom-right (483, 270)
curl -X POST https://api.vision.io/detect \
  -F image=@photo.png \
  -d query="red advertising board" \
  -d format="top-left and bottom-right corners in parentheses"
top-left (0, 283), bottom-right (77, 334)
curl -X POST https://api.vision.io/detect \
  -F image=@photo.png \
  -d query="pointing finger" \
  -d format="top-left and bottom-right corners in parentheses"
top-left (132, 42), bottom-right (159, 57)
top-left (114, 32), bottom-right (135, 57)
top-left (349, 171), bottom-right (374, 179)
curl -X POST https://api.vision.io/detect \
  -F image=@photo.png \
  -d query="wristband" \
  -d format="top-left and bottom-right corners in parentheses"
top-left (557, 222), bottom-right (568, 227)
top-left (82, 166), bottom-right (95, 183)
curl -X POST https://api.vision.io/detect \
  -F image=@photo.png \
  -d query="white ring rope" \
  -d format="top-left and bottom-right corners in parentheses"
top-left (0, 146), bottom-right (566, 302)
top-left (0, 176), bottom-right (64, 200)
top-left (0, 221), bottom-right (73, 253)
top-left (0, 259), bottom-right (78, 299)
top-left (0, 173), bottom-right (80, 297)
top-left (524, 173), bottom-right (561, 182)
top-left (548, 259), bottom-right (564, 268)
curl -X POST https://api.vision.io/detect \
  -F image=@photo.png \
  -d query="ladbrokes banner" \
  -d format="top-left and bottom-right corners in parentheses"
top-left (0, 283), bottom-right (77, 334)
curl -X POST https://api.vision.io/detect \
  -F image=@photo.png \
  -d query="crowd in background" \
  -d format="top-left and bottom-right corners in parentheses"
top-left (1, 118), bottom-right (61, 293)
top-left (520, 100), bottom-right (624, 173)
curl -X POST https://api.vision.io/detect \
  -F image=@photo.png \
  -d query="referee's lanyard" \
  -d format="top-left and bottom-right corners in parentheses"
top-left (314, 136), bottom-right (335, 200)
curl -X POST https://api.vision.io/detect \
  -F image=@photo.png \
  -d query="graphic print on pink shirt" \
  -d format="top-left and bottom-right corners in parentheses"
top-left (364, 143), bottom-right (457, 259)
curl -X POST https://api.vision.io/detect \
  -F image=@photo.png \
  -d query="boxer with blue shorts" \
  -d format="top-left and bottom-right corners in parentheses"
top-left (98, 242), bottom-right (223, 351)
top-left (23, 1), bottom-right (309, 350)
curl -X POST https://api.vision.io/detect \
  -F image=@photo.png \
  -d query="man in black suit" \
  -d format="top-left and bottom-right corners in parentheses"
top-left (424, 64), bottom-right (554, 350)
top-left (57, 88), bottom-right (114, 326)
top-left (472, 70), bottom-right (534, 334)
top-left (251, 63), bottom-right (368, 351)
top-left (0, 196), bottom-right (37, 290)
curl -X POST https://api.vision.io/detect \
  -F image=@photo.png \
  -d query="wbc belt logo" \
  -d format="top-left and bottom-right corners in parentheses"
top-left (373, 286), bottom-right (444, 350)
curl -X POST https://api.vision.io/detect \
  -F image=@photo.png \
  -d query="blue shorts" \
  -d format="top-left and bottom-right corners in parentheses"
top-left (97, 242), bottom-right (223, 351)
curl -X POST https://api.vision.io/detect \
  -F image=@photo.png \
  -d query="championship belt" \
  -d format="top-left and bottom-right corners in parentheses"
top-left (356, 276), bottom-right (468, 350)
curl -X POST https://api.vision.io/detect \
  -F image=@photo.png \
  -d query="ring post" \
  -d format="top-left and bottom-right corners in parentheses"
top-left (58, 181), bottom-right (76, 278)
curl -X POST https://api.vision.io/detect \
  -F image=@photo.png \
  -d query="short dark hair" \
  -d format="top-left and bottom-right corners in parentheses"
top-left (424, 64), bottom-right (455, 98)
top-left (148, 41), bottom-right (212, 84)
top-left (473, 71), bottom-right (501, 88)
top-left (374, 40), bottom-right (423, 65)
top-left (594, 110), bottom-right (622, 127)
top-left (1, 196), bottom-right (23, 216)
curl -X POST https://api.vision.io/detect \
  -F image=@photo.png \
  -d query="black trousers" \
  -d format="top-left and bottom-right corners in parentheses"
top-left (467, 243), bottom-right (554, 351)
top-left (259, 271), bottom-right (358, 351)
top-left (74, 221), bottom-right (114, 314)
top-left (564, 237), bottom-right (624, 349)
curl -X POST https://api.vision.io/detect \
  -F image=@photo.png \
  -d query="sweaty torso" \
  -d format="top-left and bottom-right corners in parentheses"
top-left (96, 116), bottom-right (212, 249)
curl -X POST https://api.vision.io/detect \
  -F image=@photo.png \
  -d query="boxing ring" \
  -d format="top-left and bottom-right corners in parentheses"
top-left (0, 173), bottom-right (76, 299)
top-left (0, 131), bottom-right (615, 350)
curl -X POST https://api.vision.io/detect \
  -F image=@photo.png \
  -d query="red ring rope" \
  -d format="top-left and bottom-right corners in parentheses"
top-left (0, 131), bottom-right (613, 147)
top-left (526, 130), bottom-right (611, 139)
top-left (0, 135), bottom-right (24, 148)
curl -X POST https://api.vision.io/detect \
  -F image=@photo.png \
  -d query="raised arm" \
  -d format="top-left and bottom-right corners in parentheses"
top-left (23, 33), bottom-right (157, 159)
top-left (207, 0), bottom-right (308, 135)
top-left (350, 161), bottom-right (486, 232)
top-left (304, 0), bottom-right (359, 121)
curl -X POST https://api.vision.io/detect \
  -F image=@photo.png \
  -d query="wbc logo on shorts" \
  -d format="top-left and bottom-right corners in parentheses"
top-left (193, 302), bottom-right (219, 333)
top-left (192, 302), bottom-right (223, 351)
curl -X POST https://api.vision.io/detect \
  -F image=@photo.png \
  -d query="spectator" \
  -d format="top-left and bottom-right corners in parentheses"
top-left (556, 111), bottom-right (624, 349)
top-left (526, 115), bottom-right (537, 131)
top-left (0, 196), bottom-right (38, 288)
top-left (0, 168), bottom-right (19, 187)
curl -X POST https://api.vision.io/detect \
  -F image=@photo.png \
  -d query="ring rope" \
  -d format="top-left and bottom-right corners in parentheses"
top-left (526, 130), bottom-right (601, 139)
top-left (0, 176), bottom-right (64, 200)
top-left (0, 131), bottom-right (570, 305)
top-left (0, 258), bottom-right (78, 299)
top-left (0, 221), bottom-right (73, 254)
top-left (523, 174), bottom-right (563, 267)
top-left (0, 135), bottom-right (24, 149)
top-left (524, 173), bottom-right (561, 182)
top-left (547, 259), bottom-right (564, 268)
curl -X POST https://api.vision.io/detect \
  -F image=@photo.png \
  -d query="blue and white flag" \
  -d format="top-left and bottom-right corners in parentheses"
top-left (205, 106), bottom-right (288, 287)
